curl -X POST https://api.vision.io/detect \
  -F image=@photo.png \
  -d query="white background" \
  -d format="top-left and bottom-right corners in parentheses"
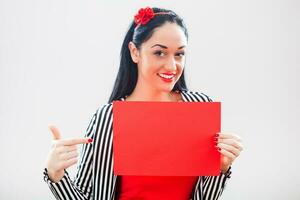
top-left (0, 0), bottom-right (299, 199)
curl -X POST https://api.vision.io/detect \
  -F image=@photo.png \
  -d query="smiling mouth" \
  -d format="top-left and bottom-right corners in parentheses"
top-left (157, 73), bottom-right (176, 79)
top-left (157, 73), bottom-right (175, 83)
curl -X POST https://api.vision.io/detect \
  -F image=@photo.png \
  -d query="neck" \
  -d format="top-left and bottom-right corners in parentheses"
top-left (125, 78), bottom-right (175, 102)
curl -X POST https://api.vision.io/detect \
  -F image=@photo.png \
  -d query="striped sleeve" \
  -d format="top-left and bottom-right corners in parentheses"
top-left (43, 108), bottom-right (99, 200)
top-left (186, 91), bottom-right (232, 200)
top-left (201, 166), bottom-right (232, 200)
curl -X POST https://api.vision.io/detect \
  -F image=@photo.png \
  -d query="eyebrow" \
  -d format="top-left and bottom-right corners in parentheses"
top-left (151, 44), bottom-right (186, 49)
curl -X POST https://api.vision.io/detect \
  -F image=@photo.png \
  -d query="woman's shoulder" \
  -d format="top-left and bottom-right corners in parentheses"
top-left (180, 89), bottom-right (214, 102)
top-left (91, 102), bottom-right (114, 121)
top-left (92, 95), bottom-right (126, 116)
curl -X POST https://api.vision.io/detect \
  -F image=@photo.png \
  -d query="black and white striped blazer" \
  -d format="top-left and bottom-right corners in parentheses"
top-left (44, 89), bottom-right (232, 200)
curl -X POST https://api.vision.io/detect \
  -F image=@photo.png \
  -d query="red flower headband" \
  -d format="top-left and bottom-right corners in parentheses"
top-left (134, 7), bottom-right (170, 26)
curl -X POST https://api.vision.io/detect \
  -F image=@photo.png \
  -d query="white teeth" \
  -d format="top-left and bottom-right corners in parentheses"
top-left (158, 73), bottom-right (175, 79)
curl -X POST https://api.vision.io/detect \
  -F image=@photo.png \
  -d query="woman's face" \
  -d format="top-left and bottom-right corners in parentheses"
top-left (129, 22), bottom-right (187, 93)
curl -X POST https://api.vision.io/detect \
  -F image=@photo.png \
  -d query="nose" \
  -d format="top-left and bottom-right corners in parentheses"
top-left (165, 56), bottom-right (177, 71)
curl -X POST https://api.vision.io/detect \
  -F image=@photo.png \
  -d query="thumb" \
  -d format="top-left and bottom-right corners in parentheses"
top-left (48, 125), bottom-right (61, 140)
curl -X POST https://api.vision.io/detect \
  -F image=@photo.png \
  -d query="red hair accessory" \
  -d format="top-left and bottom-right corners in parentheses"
top-left (134, 7), bottom-right (170, 26)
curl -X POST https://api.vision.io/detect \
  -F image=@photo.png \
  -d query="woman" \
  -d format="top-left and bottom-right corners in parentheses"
top-left (44, 7), bottom-right (243, 200)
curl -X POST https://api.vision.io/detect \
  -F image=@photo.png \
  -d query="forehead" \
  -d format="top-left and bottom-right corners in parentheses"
top-left (143, 22), bottom-right (187, 49)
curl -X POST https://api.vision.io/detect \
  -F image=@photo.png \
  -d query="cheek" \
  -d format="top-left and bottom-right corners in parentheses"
top-left (141, 60), bottom-right (161, 75)
top-left (138, 63), bottom-right (159, 79)
top-left (177, 63), bottom-right (184, 73)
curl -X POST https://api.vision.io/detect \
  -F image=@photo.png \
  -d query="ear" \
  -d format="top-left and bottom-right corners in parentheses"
top-left (128, 41), bottom-right (140, 63)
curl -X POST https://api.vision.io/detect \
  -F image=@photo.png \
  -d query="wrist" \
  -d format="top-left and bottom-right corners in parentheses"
top-left (221, 164), bottom-right (231, 173)
top-left (47, 168), bottom-right (65, 183)
top-left (220, 165), bottom-right (232, 178)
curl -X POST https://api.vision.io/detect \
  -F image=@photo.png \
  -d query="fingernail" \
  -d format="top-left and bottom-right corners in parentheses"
top-left (218, 147), bottom-right (221, 151)
top-left (88, 138), bottom-right (93, 143)
top-left (215, 133), bottom-right (219, 137)
top-left (214, 137), bottom-right (218, 141)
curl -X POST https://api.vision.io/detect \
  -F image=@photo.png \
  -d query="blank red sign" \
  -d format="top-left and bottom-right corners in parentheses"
top-left (112, 101), bottom-right (221, 176)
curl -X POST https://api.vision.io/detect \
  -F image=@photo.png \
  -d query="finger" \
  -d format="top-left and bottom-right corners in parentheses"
top-left (62, 157), bottom-right (78, 169)
top-left (56, 145), bottom-right (77, 153)
top-left (216, 138), bottom-right (243, 151)
top-left (217, 143), bottom-right (240, 157)
top-left (60, 150), bottom-right (78, 160)
top-left (49, 125), bottom-right (61, 140)
top-left (60, 138), bottom-right (92, 146)
top-left (218, 148), bottom-right (236, 159)
top-left (217, 132), bottom-right (242, 142)
top-left (52, 138), bottom-right (92, 148)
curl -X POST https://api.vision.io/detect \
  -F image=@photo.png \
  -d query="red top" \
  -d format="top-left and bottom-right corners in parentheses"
top-left (115, 175), bottom-right (199, 200)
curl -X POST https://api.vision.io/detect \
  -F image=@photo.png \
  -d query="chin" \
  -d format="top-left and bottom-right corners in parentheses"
top-left (159, 84), bottom-right (175, 93)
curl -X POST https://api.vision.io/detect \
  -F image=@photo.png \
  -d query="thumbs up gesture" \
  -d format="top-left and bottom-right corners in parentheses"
top-left (45, 125), bottom-right (92, 182)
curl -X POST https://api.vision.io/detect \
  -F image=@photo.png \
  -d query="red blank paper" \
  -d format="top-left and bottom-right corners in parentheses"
top-left (112, 101), bottom-right (221, 176)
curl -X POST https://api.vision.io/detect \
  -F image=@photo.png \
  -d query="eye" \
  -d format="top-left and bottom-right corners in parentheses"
top-left (154, 50), bottom-right (166, 57)
top-left (176, 52), bottom-right (185, 57)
